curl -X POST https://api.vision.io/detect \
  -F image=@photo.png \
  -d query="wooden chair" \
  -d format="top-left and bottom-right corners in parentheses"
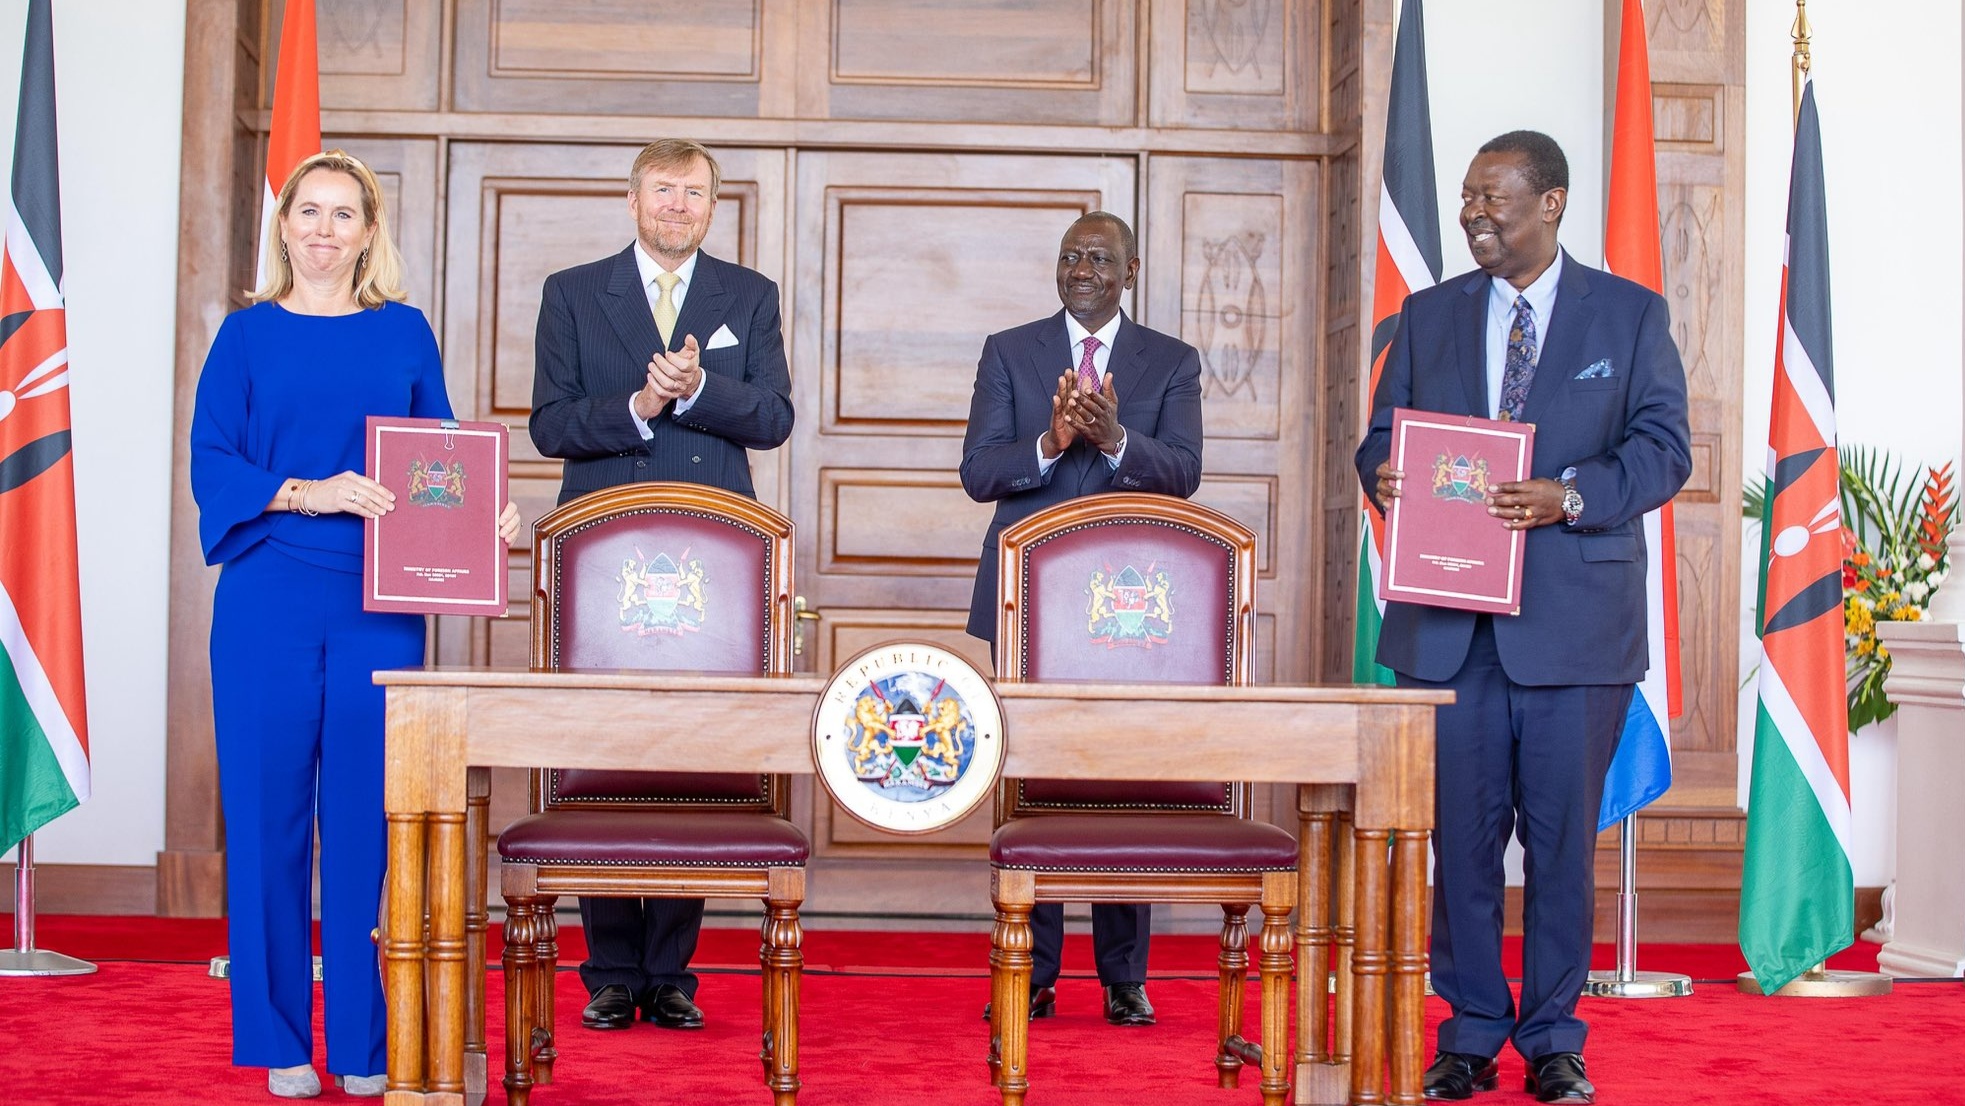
top-left (496, 482), bottom-right (806, 1106)
top-left (985, 493), bottom-right (1297, 1106)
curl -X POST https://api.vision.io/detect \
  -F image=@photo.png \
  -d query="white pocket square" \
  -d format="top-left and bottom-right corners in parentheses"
top-left (705, 324), bottom-right (740, 350)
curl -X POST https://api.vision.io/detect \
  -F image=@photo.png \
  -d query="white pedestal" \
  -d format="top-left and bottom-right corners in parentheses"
top-left (1875, 618), bottom-right (1965, 978)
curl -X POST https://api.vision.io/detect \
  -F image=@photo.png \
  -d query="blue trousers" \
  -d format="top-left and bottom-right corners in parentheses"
top-left (211, 543), bottom-right (424, 1075)
top-left (1397, 618), bottom-right (1629, 1061)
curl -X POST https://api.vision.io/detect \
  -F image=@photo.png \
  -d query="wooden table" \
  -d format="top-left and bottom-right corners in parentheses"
top-left (376, 669), bottom-right (1446, 1106)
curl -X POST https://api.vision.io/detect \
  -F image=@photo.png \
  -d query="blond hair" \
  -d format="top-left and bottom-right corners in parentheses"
top-left (628, 138), bottom-right (721, 195)
top-left (251, 150), bottom-right (408, 309)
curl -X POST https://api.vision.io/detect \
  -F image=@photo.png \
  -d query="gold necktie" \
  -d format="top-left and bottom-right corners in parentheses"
top-left (652, 271), bottom-right (681, 346)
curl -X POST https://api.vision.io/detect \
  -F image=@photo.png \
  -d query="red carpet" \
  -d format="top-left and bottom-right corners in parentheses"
top-left (0, 915), bottom-right (1958, 1105)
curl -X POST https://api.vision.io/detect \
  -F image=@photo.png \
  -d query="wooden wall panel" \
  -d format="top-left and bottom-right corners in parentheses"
top-left (313, 0), bottom-right (441, 111)
top-left (452, 0), bottom-right (795, 116)
top-left (322, 137), bottom-right (440, 321)
top-left (1149, 0), bottom-right (1319, 131)
top-left (819, 469), bottom-right (995, 577)
top-left (1141, 155), bottom-right (1319, 682)
top-left (828, 191), bottom-right (1096, 434)
top-left (800, 0), bottom-right (1136, 124)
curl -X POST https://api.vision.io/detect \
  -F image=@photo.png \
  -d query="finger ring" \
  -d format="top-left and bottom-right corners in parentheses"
top-left (348, 491), bottom-right (359, 502)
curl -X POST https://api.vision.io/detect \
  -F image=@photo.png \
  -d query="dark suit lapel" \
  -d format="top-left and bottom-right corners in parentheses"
top-left (600, 245), bottom-right (665, 365)
top-left (1453, 271), bottom-right (1489, 416)
top-left (1522, 252), bottom-right (1595, 427)
top-left (669, 251), bottom-right (732, 353)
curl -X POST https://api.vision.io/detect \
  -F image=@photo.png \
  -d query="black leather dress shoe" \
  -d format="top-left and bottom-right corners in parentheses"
top-left (1525, 1053), bottom-right (1594, 1104)
top-left (1422, 1051), bottom-right (1499, 1100)
top-left (980, 985), bottom-right (1058, 1022)
top-left (1101, 983), bottom-right (1155, 1026)
top-left (640, 984), bottom-right (704, 1030)
top-left (579, 984), bottom-right (635, 1030)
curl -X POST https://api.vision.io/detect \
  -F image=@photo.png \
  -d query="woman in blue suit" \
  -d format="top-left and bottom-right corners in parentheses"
top-left (191, 151), bottom-right (519, 1099)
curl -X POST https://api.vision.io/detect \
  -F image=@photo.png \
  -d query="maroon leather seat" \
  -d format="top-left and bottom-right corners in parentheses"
top-left (501, 811), bottom-right (810, 867)
top-left (991, 815), bottom-right (1298, 873)
top-left (985, 493), bottom-right (1296, 1105)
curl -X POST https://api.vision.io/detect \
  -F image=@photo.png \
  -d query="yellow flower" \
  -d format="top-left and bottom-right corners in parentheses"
top-left (1846, 604), bottom-right (1875, 635)
top-left (1855, 637), bottom-right (1875, 656)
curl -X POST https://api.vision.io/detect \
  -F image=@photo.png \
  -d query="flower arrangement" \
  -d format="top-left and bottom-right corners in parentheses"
top-left (1747, 446), bottom-right (1957, 730)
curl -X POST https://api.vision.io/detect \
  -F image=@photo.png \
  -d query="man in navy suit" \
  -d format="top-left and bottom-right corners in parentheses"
top-left (1356, 131), bottom-right (1689, 1105)
top-left (530, 138), bottom-right (793, 1034)
top-left (961, 211), bottom-right (1203, 1028)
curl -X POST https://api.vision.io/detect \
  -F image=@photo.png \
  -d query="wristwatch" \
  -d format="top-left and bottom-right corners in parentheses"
top-left (1558, 466), bottom-right (1584, 526)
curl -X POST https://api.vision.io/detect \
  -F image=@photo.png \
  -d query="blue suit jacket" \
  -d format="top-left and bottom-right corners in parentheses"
top-left (961, 310), bottom-right (1204, 642)
top-left (529, 246), bottom-right (794, 504)
top-left (1354, 253), bottom-right (1691, 686)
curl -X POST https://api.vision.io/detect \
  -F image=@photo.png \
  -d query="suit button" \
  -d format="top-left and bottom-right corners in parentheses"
top-left (635, 460), bottom-right (646, 469)
top-left (691, 456), bottom-right (702, 464)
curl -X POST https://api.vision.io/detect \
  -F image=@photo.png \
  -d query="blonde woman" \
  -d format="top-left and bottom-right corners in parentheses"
top-left (190, 151), bottom-right (519, 1098)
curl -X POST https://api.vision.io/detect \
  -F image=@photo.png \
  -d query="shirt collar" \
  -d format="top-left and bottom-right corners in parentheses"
top-left (1064, 310), bottom-right (1125, 352)
top-left (1489, 250), bottom-right (1563, 324)
top-left (634, 241), bottom-right (699, 289)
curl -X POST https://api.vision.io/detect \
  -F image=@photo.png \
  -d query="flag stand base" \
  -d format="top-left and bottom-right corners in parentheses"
top-left (1584, 969), bottom-right (1692, 998)
top-left (0, 948), bottom-right (98, 977)
top-left (1735, 968), bottom-right (1892, 997)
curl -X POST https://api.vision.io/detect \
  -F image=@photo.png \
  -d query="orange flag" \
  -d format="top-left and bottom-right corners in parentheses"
top-left (256, 0), bottom-right (320, 286)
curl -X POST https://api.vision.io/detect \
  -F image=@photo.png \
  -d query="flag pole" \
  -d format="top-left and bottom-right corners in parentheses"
top-left (1734, 0), bottom-right (1891, 1000)
top-left (1584, 817), bottom-right (1691, 997)
top-left (0, 835), bottom-right (97, 976)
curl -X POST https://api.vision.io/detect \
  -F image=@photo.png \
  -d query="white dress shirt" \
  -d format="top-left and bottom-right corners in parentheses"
top-left (629, 243), bottom-right (707, 437)
top-left (1037, 311), bottom-right (1129, 478)
top-left (1484, 251), bottom-right (1562, 420)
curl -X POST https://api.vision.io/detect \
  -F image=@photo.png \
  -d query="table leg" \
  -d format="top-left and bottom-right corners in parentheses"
top-left (463, 768), bottom-right (489, 1099)
top-left (1297, 786), bottom-right (1353, 1106)
top-left (1349, 827), bottom-right (1390, 1106)
top-left (1334, 809), bottom-right (1357, 1067)
top-left (1388, 830), bottom-right (1429, 1106)
top-left (427, 809), bottom-right (468, 1098)
top-left (384, 810), bottom-right (428, 1098)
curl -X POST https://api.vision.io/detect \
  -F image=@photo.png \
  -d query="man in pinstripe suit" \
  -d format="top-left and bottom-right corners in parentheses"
top-left (528, 138), bottom-right (794, 1033)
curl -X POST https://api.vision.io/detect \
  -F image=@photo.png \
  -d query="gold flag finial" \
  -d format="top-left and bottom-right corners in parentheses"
top-left (1791, 0), bottom-right (1813, 121)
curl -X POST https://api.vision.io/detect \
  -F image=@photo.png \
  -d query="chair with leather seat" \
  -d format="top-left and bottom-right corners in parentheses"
top-left (496, 482), bottom-right (805, 1106)
top-left (985, 492), bottom-right (1297, 1106)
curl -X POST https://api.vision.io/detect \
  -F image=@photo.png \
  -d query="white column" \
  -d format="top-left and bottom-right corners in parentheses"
top-left (1874, 620), bottom-right (1965, 977)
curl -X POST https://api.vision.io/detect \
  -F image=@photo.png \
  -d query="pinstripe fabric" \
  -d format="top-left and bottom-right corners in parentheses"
top-left (529, 246), bottom-right (793, 505)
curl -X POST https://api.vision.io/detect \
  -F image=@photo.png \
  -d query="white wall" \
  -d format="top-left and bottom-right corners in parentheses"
top-left (0, 0), bottom-right (182, 867)
top-left (1736, 1), bottom-right (1964, 887)
top-left (1422, 0), bottom-right (1608, 280)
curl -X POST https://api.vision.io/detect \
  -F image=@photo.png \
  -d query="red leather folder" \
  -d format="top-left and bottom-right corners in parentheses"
top-left (1379, 408), bottom-right (1534, 615)
top-left (364, 416), bottom-right (509, 615)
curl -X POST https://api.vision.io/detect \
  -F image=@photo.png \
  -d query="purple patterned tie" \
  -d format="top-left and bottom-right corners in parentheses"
top-left (1497, 295), bottom-right (1537, 422)
top-left (1076, 335), bottom-right (1102, 391)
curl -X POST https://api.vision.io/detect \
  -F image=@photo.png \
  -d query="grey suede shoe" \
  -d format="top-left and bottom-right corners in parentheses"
top-left (267, 1066), bottom-right (321, 1099)
top-left (335, 1074), bottom-right (387, 1097)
